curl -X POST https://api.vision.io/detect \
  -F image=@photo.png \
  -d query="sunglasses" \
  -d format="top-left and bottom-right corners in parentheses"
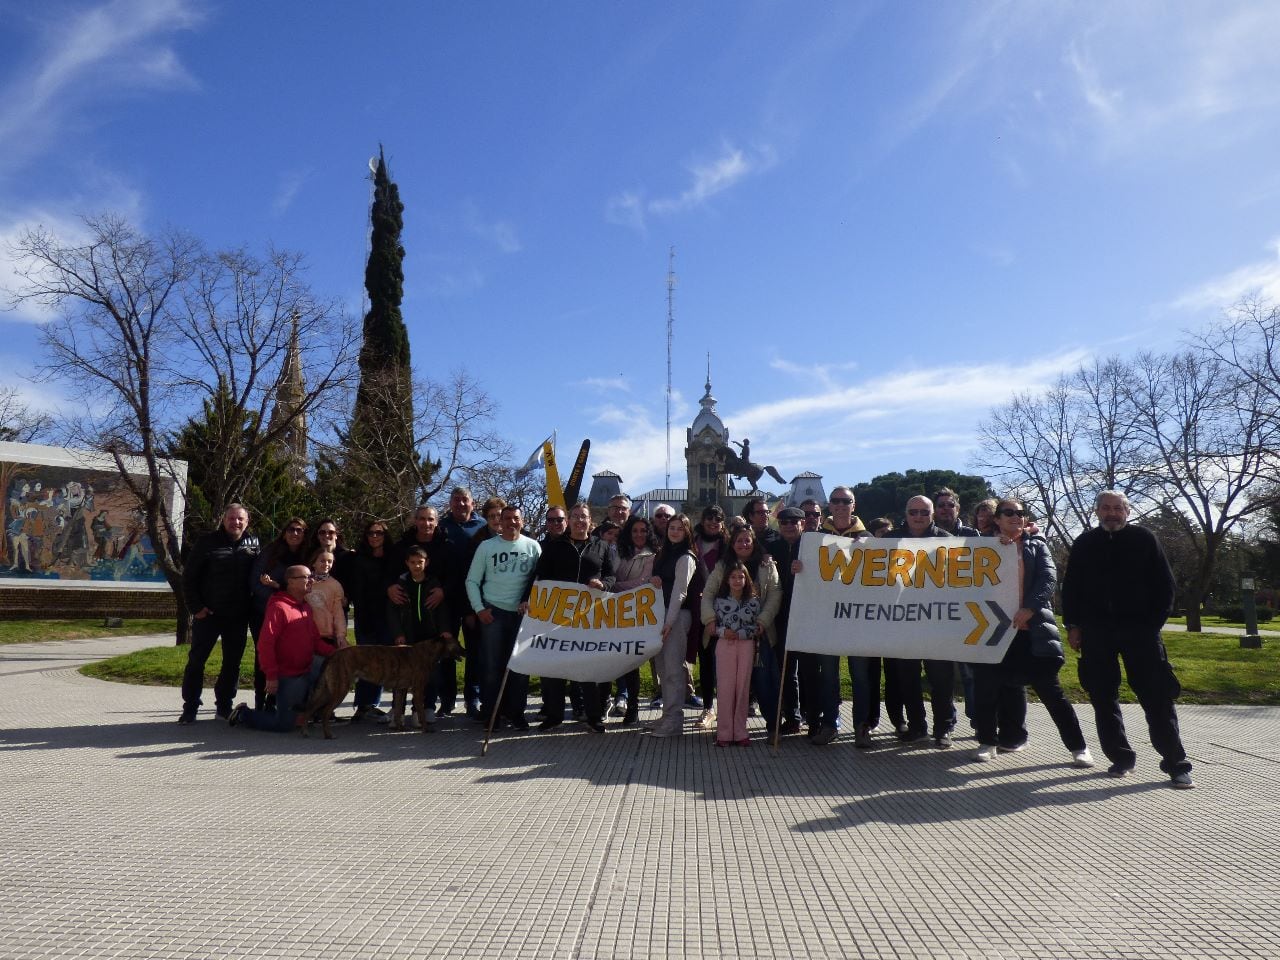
top-left (830, 497), bottom-right (853, 505)
top-left (998, 509), bottom-right (1026, 518)
top-left (367, 530), bottom-right (386, 537)
top-left (906, 509), bottom-right (931, 517)
top-left (284, 526), bottom-right (305, 534)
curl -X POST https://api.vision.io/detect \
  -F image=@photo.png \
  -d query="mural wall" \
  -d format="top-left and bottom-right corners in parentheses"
top-left (0, 442), bottom-right (186, 591)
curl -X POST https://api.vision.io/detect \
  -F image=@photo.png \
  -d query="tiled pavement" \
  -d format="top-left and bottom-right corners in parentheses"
top-left (2, 635), bottom-right (1278, 959)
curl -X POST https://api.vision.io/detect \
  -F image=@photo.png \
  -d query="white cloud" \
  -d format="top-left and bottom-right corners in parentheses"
top-left (586, 350), bottom-right (1094, 492)
top-left (0, 0), bottom-right (203, 175)
top-left (0, 181), bottom-right (145, 325)
top-left (578, 376), bottom-right (629, 393)
top-left (1172, 238), bottom-right (1280, 312)
top-left (271, 169), bottom-right (313, 217)
top-left (462, 201), bottom-right (521, 254)
top-left (1061, 4), bottom-right (1280, 150)
top-left (0, 210), bottom-right (94, 324)
top-left (421, 264), bottom-right (485, 298)
top-left (648, 141), bottom-right (775, 215)
top-left (733, 349), bottom-right (1092, 441)
top-left (1065, 42), bottom-right (1122, 127)
top-left (606, 141), bottom-right (775, 231)
top-left (605, 191), bottom-right (646, 233)
top-left (587, 403), bottom-right (670, 493)
top-left (0, 357), bottom-right (65, 413)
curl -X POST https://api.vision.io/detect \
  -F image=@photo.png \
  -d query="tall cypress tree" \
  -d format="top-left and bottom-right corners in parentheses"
top-left (320, 145), bottom-right (427, 526)
top-left (352, 146), bottom-right (414, 462)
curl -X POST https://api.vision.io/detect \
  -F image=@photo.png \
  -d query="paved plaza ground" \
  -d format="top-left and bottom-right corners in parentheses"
top-left (2, 634), bottom-right (1278, 959)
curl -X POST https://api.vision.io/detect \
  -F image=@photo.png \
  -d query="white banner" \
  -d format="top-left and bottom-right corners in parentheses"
top-left (787, 532), bottom-right (1021, 663)
top-left (510, 580), bottom-right (664, 682)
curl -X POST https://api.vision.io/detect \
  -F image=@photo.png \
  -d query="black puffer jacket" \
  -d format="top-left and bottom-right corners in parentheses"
top-left (183, 528), bottom-right (260, 618)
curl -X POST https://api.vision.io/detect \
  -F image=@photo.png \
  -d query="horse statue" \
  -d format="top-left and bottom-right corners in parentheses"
top-left (718, 439), bottom-right (787, 493)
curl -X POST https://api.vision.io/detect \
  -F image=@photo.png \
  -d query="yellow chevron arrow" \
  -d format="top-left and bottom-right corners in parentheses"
top-left (964, 601), bottom-right (989, 645)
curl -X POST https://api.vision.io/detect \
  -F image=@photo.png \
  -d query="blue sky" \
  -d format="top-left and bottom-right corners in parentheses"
top-left (3, 0), bottom-right (1280, 500)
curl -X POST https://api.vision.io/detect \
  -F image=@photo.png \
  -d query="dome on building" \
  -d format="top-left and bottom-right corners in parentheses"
top-left (689, 375), bottom-right (728, 444)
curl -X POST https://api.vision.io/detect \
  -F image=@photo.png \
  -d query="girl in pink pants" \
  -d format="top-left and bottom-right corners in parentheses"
top-left (710, 563), bottom-right (762, 747)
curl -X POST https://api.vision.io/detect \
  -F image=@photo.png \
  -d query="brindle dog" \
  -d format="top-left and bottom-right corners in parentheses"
top-left (299, 635), bottom-right (463, 739)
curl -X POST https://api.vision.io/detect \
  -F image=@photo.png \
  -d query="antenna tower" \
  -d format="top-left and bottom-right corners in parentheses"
top-left (665, 246), bottom-right (676, 488)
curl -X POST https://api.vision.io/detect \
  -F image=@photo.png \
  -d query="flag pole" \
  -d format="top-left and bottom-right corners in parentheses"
top-left (771, 649), bottom-right (788, 751)
top-left (480, 668), bottom-right (512, 757)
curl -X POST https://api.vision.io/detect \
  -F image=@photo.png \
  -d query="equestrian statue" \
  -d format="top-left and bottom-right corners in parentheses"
top-left (718, 439), bottom-right (786, 493)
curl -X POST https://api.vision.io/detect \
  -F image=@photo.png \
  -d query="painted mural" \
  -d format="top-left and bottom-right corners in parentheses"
top-left (0, 443), bottom-right (185, 589)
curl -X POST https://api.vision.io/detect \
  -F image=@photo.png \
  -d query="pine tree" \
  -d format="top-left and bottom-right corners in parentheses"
top-left (172, 381), bottom-right (317, 545)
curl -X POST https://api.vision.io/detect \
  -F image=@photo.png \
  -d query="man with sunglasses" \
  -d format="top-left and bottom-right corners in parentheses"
top-left (889, 495), bottom-right (958, 748)
top-left (540, 506), bottom-right (568, 544)
top-left (767, 506), bottom-right (806, 735)
top-left (228, 565), bottom-right (337, 733)
top-left (810, 488), bottom-right (872, 745)
top-left (799, 499), bottom-right (823, 533)
top-left (932, 487), bottom-right (979, 538)
top-left (820, 487), bottom-right (868, 539)
top-left (932, 487), bottom-right (980, 730)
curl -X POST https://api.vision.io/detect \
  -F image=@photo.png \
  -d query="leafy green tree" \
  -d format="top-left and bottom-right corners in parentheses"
top-left (851, 469), bottom-right (994, 527)
top-left (170, 381), bottom-right (318, 548)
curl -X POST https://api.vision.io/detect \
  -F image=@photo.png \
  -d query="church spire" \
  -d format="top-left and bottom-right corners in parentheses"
top-left (269, 311), bottom-right (308, 479)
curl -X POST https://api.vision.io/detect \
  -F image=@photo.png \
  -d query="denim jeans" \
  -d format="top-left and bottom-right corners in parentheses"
top-left (477, 608), bottom-right (527, 722)
top-left (353, 618), bottom-right (393, 709)
top-left (847, 656), bottom-right (876, 726)
top-left (752, 637), bottom-right (780, 731)
top-left (242, 655), bottom-right (326, 732)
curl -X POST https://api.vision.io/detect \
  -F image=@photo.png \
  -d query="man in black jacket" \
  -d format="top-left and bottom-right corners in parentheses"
top-left (535, 501), bottom-right (616, 732)
top-left (1062, 490), bottom-right (1193, 788)
top-left (383, 505), bottom-right (458, 722)
top-left (179, 504), bottom-right (260, 723)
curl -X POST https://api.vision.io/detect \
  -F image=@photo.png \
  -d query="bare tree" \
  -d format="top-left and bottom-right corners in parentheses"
top-left (0, 386), bottom-right (53, 442)
top-left (974, 358), bottom-right (1150, 547)
top-left (316, 367), bottom-right (509, 531)
top-left (6, 215), bottom-right (353, 642)
top-left (169, 246), bottom-right (358, 520)
top-left (1126, 349), bottom-right (1280, 631)
top-left (461, 459), bottom-right (550, 537)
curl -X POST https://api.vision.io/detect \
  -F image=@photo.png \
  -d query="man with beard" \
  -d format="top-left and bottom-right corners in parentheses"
top-left (1062, 491), bottom-right (1193, 788)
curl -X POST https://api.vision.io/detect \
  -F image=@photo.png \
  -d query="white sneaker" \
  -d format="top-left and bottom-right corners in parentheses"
top-left (972, 744), bottom-right (998, 762)
top-left (1071, 747), bottom-right (1095, 768)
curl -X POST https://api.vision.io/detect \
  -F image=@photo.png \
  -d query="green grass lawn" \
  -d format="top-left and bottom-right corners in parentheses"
top-left (0, 619), bottom-right (177, 645)
top-left (77, 629), bottom-right (1280, 706)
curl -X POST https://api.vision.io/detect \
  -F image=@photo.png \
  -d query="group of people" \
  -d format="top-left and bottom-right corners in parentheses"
top-left (178, 483), bottom-right (1194, 789)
